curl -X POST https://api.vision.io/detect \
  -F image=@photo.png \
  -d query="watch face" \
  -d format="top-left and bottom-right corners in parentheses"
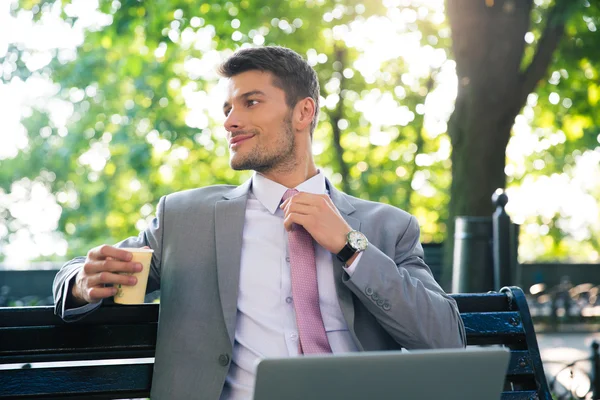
top-left (348, 230), bottom-right (368, 251)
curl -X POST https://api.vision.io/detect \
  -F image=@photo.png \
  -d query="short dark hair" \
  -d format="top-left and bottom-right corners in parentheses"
top-left (218, 46), bottom-right (320, 136)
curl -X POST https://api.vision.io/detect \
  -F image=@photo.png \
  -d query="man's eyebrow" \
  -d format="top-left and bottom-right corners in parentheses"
top-left (223, 90), bottom-right (267, 109)
top-left (240, 90), bottom-right (266, 98)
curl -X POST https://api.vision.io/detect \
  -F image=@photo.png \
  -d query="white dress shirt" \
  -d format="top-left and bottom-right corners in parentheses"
top-left (220, 171), bottom-right (360, 400)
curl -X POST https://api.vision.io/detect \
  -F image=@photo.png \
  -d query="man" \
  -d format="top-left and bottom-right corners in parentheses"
top-left (53, 46), bottom-right (465, 400)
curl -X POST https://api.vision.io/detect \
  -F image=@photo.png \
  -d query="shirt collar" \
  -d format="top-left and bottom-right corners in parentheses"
top-left (251, 170), bottom-right (327, 215)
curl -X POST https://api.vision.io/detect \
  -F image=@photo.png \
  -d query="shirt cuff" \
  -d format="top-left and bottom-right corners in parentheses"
top-left (62, 268), bottom-right (103, 319)
top-left (342, 251), bottom-right (363, 276)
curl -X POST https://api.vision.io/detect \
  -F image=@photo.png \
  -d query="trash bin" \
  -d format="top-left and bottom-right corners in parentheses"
top-left (452, 216), bottom-right (494, 293)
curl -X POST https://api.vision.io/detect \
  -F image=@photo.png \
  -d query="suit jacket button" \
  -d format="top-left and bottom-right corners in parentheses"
top-left (383, 303), bottom-right (391, 311)
top-left (372, 292), bottom-right (380, 301)
top-left (365, 287), bottom-right (374, 296)
top-left (376, 299), bottom-right (384, 306)
top-left (218, 354), bottom-right (230, 366)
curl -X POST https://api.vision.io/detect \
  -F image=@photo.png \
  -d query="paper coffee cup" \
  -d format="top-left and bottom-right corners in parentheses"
top-left (114, 247), bottom-right (153, 305)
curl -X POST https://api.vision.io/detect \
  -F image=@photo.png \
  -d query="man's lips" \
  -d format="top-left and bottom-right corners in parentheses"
top-left (229, 134), bottom-right (255, 146)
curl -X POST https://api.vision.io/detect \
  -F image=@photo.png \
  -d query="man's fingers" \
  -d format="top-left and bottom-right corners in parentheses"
top-left (283, 214), bottom-right (294, 231)
top-left (88, 245), bottom-right (133, 262)
top-left (86, 287), bottom-right (118, 302)
top-left (283, 213), bottom-right (311, 232)
top-left (84, 259), bottom-right (141, 274)
top-left (88, 271), bottom-right (137, 288)
top-left (280, 192), bottom-right (330, 209)
top-left (283, 202), bottom-right (315, 216)
top-left (76, 244), bottom-right (146, 304)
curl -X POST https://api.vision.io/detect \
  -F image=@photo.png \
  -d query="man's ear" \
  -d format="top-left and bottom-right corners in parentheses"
top-left (293, 97), bottom-right (315, 132)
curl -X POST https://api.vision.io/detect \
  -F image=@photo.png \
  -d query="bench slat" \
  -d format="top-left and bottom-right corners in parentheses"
top-left (0, 311), bottom-right (527, 359)
top-left (0, 324), bottom-right (157, 363)
top-left (0, 304), bottom-right (158, 327)
top-left (462, 312), bottom-right (524, 341)
top-left (500, 391), bottom-right (539, 400)
top-left (0, 350), bottom-right (154, 365)
top-left (0, 363), bottom-right (153, 399)
top-left (454, 292), bottom-right (511, 313)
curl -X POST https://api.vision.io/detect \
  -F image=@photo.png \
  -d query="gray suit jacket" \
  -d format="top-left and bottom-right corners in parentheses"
top-left (53, 178), bottom-right (466, 399)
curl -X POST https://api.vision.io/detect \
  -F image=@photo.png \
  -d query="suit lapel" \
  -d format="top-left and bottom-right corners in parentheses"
top-left (327, 179), bottom-right (364, 350)
top-left (214, 177), bottom-right (363, 348)
top-left (215, 179), bottom-right (251, 345)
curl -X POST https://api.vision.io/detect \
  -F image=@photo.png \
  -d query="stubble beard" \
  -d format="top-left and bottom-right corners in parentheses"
top-left (229, 114), bottom-right (298, 174)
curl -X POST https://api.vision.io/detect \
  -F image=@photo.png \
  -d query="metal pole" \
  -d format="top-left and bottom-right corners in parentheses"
top-left (510, 223), bottom-right (521, 288)
top-left (492, 190), bottom-right (511, 290)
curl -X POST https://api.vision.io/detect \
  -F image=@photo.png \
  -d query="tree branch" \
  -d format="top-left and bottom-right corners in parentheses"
top-left (519, 0), bottom-right (569, 108)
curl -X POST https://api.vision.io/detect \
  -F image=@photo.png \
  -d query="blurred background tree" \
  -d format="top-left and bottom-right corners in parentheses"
top-left (442, 0), bottom-right (597, 284)
top-left (0, 0), bottom-right (598, 289)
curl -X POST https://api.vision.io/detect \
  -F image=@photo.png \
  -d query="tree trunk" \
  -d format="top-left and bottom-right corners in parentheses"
top-left (442, 0), bottom-right (567, 290)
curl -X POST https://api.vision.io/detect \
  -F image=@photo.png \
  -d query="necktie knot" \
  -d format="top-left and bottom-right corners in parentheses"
top-left (282, 188), bottom-right (298, 203)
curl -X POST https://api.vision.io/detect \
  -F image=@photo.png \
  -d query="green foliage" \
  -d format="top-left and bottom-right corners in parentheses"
top-left (1, 0), bottom-right (453, 259)
top-left (1, 0), bottom-right (598, 262)
top-left (508, 1), bottom-right (600, 262)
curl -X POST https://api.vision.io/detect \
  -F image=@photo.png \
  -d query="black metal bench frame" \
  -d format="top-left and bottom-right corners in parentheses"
top-left (0, 286), bottom-right (551, 399)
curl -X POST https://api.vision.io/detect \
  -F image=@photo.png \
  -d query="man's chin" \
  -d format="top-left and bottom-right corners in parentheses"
top-left (230, 157), bottom-right (272, 173)
top-left (229, 156), bottom-right (253, 171)
top-left (230, 163), bottom-right (249, 171)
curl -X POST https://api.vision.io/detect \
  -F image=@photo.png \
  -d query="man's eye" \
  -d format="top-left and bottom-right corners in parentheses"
top-left (247, 100), bottom-right (258, 107)
top-left (224, 108), bottom-right (231, 116)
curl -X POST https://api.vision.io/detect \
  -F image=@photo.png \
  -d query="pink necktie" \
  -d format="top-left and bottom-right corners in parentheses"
top-left (282, 189), bottom-right (332, 354)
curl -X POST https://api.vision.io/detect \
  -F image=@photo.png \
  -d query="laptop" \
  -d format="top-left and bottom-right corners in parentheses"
top-left (253, 347), bottom-right (510, 400)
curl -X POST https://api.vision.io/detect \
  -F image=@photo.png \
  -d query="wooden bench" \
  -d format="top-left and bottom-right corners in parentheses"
top-left (0, 286), bottom-right (551, 399)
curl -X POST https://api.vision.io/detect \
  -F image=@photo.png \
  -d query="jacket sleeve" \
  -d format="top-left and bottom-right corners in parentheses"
top-left (343, 215), bottom-right (466, 349)
top-left (53, 195), bottom-right (166, 322)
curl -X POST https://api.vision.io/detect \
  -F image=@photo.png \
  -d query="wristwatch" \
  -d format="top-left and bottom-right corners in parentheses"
top-left (336, 230), bottom-right (369, 263)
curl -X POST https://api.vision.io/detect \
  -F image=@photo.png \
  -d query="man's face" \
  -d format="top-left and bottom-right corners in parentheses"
top-left (223, 70), bottom-right (296, 173)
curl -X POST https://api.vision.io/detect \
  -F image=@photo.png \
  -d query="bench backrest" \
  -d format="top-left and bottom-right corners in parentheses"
top-left (454, 286), bottom-right (551, 400)
top-left (0, 286), bottom-right (550, 399)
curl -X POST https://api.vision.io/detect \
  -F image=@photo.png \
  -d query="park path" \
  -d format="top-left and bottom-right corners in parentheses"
top-left (537, 331), bottom-right (600, 399)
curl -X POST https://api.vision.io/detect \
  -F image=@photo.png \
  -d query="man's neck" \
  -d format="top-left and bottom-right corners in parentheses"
top-left (259, 163), bottom-right (319, 189)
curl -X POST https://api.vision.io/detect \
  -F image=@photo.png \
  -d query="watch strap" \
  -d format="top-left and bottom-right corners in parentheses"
top-left (336, 243), bottom-right (356, 263)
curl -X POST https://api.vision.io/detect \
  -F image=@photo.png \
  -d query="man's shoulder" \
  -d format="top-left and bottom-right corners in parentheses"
top-left (338, 192), bottom-right (418, 240)
top-left (340, 192), bottom-right (413, 221)
top-left (163, 184), bottom-right (242, 207)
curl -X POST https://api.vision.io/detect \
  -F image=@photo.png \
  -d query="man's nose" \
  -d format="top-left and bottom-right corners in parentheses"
top-left (224, 108), bottom-right (243, 132)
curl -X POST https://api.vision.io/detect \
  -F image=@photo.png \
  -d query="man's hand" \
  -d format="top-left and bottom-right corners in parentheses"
top-left (280, 192), bottom-right (351, 254)
top-left (71, 245), bottom-right (143, 304)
